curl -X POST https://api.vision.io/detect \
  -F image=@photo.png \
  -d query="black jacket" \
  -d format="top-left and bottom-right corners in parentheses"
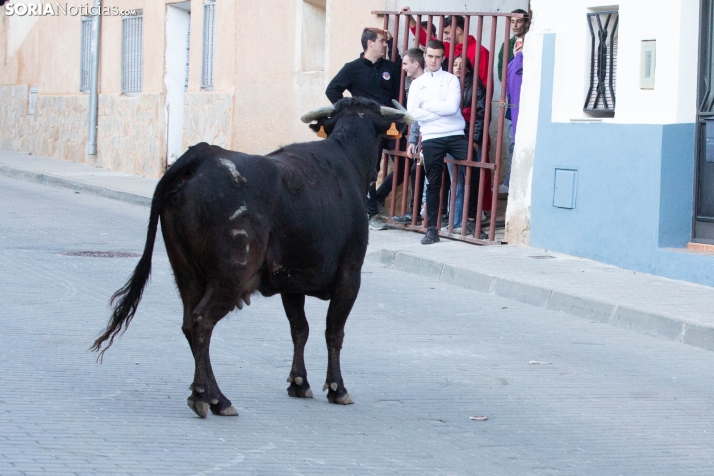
top-left (326, 56), bottom-right (400, 107)
top-left (462, 72), bottom-right (487, 145)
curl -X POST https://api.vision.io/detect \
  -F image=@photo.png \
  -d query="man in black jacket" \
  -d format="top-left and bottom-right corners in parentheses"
top-left (326, 28), bottom-right (401, 230)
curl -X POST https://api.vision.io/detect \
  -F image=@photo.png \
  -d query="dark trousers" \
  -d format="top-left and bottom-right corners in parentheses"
top-left (421, 134), bottom-right (469, 228)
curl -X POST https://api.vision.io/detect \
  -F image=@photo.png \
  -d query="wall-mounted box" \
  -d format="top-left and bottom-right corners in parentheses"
top-left (640, 40), bottom-right (656, 89)
top-left (553, 168), bottom-right (577, 209)
top-left (28, 87), bottom-right (38, 115)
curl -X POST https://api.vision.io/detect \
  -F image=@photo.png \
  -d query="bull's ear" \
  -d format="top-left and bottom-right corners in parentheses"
top-left (374, 117), bottom-right (407, 139)
top-left (309, 118), bottom-right (336, 138)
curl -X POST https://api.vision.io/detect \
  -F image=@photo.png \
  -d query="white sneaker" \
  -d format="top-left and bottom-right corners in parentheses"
top-left (498, 184), bottom-right (509, 194)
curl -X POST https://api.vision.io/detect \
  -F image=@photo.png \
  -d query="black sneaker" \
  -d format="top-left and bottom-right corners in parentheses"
top-left (421, 227), bottom-right (440, 245)
top-left (392, 213), bottom-right (412, 223)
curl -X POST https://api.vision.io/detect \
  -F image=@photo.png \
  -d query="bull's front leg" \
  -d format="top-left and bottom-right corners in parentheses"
top-left (281, 293), bottom-right (313, 398)
top-left (323, 268), bottom-right (360, 405)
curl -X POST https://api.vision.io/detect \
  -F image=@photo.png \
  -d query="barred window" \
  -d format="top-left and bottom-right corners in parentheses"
top-left (584, 11), bottom-right (619, 115)
top-left (80, 17), bottom-right (92, 91)
top-left (122, 13), bottom-right (143, 94)
top-left (202, 1), bottom-right (216, 88)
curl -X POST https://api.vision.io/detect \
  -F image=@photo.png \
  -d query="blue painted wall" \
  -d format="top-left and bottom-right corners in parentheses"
top-left (530, 34), bottom-right (714, 286)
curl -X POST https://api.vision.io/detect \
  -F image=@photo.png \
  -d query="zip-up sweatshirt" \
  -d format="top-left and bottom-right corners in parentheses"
top-left (406, 68), bottom-right (466, 142)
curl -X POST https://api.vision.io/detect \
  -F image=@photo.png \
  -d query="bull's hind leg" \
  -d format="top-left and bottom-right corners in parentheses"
top-left (186, 285), bottom-right (238, 418)
top-left (323, 267), bottom-right (361, 405)
top-left (281, 293), bottom-right (313, 398)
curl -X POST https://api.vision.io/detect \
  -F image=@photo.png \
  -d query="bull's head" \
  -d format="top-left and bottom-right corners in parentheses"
top-left (300, 97), bottom-right (415, 140)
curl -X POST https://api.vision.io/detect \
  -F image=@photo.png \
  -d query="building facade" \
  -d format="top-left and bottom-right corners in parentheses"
top-left (1, 0), bottom-right (527, 178)
top-left (0, 0), bottom-right (388, 177)
top-left (506, 0), bottom-right (714, 286)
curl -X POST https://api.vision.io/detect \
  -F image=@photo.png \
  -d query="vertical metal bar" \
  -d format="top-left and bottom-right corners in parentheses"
top-left (474, 16), bottom-right (500, 239)
top-left (86, 2), bottom-right (101, 155)
top-left (398, 12), bottom-right (410, 104)
top-left (459, 15), bottom-right (470, 102)
top-left (412, 140), bottom-right (423, 227)
top-left (609, 14), bottom-right (619, 108)
top-left (486, 15), bottom-right (512, 242)
top-left (426, 15), bottom-right (433, 43)
top-left (447, 21), bottom-right (456, 72)
top-left (390, 12), bottom-right (400, 63)
top-left (461, 15), bottom-right (483, 235)
top-left (414, 15), bottom-right (422, 48)
top-left (436, 167), bottom-right (447, 230)
top-left (438, 16), bottom-right (444, 42)
top-left (584, 15), bottom-right (596, 109)
top-left (400, 149), bottom-right (410, 217)
top-left (447, 161), bottom-right (457, 233)
top-left (390, 154), bottom-right (399, 218)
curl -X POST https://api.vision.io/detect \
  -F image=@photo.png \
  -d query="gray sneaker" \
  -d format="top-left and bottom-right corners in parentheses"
top-left (377, 202), bottom-right (389, 217)
top-left (368, 215), bottom-right (387, 230)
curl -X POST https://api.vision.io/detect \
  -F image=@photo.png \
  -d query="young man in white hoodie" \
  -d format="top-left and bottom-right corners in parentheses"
top-left (407, 39), bottom-right (469, 244)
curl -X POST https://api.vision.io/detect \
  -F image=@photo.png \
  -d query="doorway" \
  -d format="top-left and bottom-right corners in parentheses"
top-left (165, 2), bottom-right (191, 166)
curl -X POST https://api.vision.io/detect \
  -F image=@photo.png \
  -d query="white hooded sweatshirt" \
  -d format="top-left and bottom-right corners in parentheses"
top-left (406, 68), bottom-right (466, 142)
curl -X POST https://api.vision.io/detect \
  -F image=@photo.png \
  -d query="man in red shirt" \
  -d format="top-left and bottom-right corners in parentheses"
top-left (400, 6), bottom-right (490, 86)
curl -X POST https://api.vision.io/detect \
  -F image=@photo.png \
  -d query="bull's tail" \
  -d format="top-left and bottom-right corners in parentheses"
top-left (91, 143), bottom-right (212, 361)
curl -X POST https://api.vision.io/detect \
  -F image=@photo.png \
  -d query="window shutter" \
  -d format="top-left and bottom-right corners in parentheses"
top-left (202, 2), bottom-right (216, 88)
top-left (80, 17), bottom-right (92, 91)
top-left (121, 14), bottom-right (143, 93)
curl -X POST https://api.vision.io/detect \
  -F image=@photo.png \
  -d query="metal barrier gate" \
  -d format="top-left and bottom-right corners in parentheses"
top-left (372, 9), bottom-right (523, 245)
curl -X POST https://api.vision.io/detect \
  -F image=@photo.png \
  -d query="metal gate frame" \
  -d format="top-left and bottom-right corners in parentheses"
top-left (372, 9), bottom-right (523, 245)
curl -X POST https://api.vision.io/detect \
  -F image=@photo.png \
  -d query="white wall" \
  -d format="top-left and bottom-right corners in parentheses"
top-left (548, 0), bottom-right (699, 124)
top-left (505, 0), bottom-right (701, 246)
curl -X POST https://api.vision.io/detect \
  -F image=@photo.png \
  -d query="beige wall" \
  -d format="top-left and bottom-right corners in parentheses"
top-left (1, 0), bottom-right (524, 178)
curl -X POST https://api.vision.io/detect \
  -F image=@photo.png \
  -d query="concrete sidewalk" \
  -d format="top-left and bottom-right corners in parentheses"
top-left (3, 149), bottom-right (714, 352)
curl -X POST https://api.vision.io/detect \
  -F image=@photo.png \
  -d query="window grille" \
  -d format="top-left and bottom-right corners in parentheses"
top-left (202, 2), bottom-right (215, 88)
top-left (121, 14), bottom-right (143, 93)
top-left (80, 17), bottom-right (92, 91)
top-left (584, 11), bottom-right (619, 114)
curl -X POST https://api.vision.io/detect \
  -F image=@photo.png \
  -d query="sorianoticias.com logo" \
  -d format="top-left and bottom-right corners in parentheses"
top-left (3, 3), bottom-right (137, 16)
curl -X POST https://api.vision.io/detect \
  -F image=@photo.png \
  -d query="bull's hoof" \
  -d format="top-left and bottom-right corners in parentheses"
top-left (187, 397), bottom-right (209, 418)
top-left (326, 384), bottom-right (353, 405)
top-left (209, 397), bottom-right (239, 416)
top-left (211, 404), bottom-right (239, 416)
top-left (287, 379), bottom-right (313, 398)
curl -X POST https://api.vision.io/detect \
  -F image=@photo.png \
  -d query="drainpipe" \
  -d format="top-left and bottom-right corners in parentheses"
top-left (86, 0), bottom-right (101, 155)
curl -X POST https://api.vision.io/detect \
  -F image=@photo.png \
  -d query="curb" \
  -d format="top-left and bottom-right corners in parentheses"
top-left (366, 249), bottom-right (714, 352)
top-left (0, 165), bottom-right (152, 207)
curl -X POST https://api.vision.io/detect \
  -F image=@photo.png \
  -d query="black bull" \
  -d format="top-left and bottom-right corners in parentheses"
top-left (92, 97), bottom-right (414, 418)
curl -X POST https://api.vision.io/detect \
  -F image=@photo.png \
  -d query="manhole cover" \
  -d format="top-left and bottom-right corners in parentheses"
top-left (58, 251), bottom-right (142, 258)
top-left (528, 255), bottom-right (556, 259)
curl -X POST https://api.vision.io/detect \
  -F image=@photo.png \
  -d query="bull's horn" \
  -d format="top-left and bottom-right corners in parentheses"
top-left (380, 106), bottom-right (415, 125)
top-left (391, 99), bottom-right (407, 112)
top-left (300, 106), bottom-right (336, 123)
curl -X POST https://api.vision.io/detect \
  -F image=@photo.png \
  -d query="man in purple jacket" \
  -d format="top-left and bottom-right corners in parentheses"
top-left (504, 51), bottom-right (523, 193)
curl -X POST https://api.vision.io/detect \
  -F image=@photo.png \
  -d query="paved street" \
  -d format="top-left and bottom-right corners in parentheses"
top-left (1, 174), bottom-right (714, 475)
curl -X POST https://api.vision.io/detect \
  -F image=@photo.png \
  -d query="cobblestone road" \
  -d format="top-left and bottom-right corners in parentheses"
top-left (1, 175), bottom-right (714, 475)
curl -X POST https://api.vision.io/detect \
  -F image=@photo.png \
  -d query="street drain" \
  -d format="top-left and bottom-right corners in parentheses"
top-left (528, 255), bottom-right (556, 259)
top-left (58, 251), bottom-right (142, 258)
